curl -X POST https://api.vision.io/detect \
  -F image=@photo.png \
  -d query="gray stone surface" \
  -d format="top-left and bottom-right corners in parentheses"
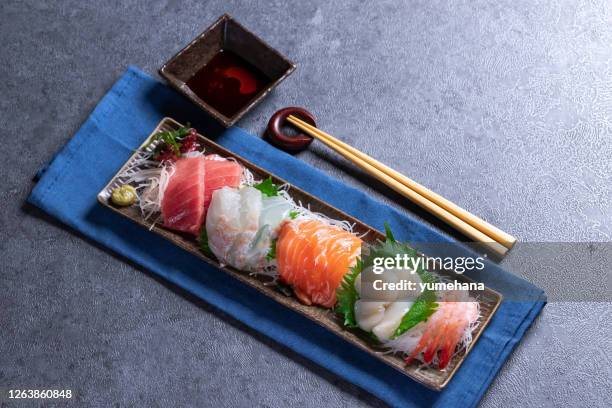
top-left (1, 0), bottom-right (611, 407)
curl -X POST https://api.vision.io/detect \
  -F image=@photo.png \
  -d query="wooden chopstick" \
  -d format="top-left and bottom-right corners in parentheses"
top-left (287, 115), bottom-right (514, 257)
top-left (288, 115), bottom-right (516, 249)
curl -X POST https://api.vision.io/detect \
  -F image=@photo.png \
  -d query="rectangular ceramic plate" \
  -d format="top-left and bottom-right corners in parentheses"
top-left (97, 117), bottom-right (502, 390)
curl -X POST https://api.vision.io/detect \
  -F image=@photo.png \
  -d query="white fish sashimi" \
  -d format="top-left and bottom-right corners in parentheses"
top-left (259, 196), bottom-right (292, 229)
top-left (206, 185), bottom-right (295, 272)
top-left (239, 187), bottom-right (263, 230)
top-left (206, 187), bottom-right (241, 265)
top-left (241, 224), bottom-right (273, 270)
top-left (240, 195), bottom-right (294, 271)
top-left (228, 187), bottom-right (263, 269)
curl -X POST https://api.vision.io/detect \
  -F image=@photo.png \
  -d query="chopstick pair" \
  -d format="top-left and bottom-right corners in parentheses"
top-left (286, 115), bottom-right (516, 258)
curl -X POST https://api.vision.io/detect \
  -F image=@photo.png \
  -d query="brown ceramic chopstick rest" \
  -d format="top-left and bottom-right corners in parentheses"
top-left (267, 107), bottom-right (316, 152)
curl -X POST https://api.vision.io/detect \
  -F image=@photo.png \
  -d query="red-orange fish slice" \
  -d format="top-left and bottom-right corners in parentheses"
top-left (276, 219), bottom-right (362, 308)
top-left (310, 229), bottom-right (355, 306)
top-left (203, 155), bottom-right (242, 215)
top-left (277, 220), bottom-right (315, 304)
top-left (161, 156), bottom-right (206, 236)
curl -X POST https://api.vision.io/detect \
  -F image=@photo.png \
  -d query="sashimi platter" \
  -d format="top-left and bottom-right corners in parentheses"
top-left (98, 117), bottom-right (501, 390)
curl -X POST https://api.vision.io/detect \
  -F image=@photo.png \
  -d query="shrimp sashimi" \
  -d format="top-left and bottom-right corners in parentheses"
top-left (276, 219), bottom-right (362, 308)
top-left (385, 291), bottom-right (479, 369)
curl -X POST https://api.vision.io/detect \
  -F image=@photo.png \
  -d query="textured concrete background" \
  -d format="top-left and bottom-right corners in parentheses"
top-left (1, 0), bottom-right (611, 407)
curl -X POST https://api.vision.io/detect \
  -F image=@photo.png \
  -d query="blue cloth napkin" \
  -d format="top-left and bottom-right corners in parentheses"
top-left (28, 67), bottom-right (545, 408)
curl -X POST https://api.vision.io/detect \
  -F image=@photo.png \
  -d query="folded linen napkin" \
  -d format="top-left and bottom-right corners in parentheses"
top-left (28, 66), bottom-right (545, 408)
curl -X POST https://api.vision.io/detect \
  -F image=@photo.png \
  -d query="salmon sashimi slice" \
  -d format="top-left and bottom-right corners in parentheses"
top-left (276, 219), bottom-right (362, 308)
top-left (161, 156), bottom-right (206, 236)
top-left (203, 155), bottom-right (242, 214)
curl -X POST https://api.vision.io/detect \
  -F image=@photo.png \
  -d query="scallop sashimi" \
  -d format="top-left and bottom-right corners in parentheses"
top-left (161, 156), bottom-right (206, 236)
top-left (354, 266), bottom-right (423, 341)
top-left (276, 219), bottom-right (362, 308)
top-left (203, 155), bottom-right (242, 214)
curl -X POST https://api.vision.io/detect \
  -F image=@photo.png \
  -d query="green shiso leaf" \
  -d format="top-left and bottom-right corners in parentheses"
top-left (335, 258), bottom-right (363, 328)
top-left (288, 210), bottom-right (299, 220)
top-left (266, 238), bottom-right (277, 261)
top-left (390, 243), bottom-right (438, 339)
top-left (384, 222), bottom-right (396, 242)
top-left (199, 228), bottom-right (214, 258)
top-left (254, 177), bottom-right (280, 197)
top-left (391, 288), bottom-right (438, 339)
top-left (335, 224), bottom-right (438, 340)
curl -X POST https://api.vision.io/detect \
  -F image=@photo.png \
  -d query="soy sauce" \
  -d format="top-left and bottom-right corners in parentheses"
top-left (186, 50), bottom-right (270, 118)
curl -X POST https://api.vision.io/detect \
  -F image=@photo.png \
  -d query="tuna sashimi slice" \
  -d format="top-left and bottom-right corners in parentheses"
top-left (203, 155), bottom-right (242, 213)
top-left (161, 156), bottom-right (206, 236)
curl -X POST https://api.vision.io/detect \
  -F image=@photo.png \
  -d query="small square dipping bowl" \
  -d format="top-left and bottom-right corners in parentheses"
top-left (160, 14), bottom-right (296, 127)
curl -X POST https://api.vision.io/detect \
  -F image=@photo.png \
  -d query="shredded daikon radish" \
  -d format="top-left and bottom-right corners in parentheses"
top-left (138, 164), bottom-right (174, 221)
top-left (241, 167), bottom-right (256, 187)
top-left (292, 201), bottom-right (356, 233)
top-left (182, 150), bottom-right (205, 158)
